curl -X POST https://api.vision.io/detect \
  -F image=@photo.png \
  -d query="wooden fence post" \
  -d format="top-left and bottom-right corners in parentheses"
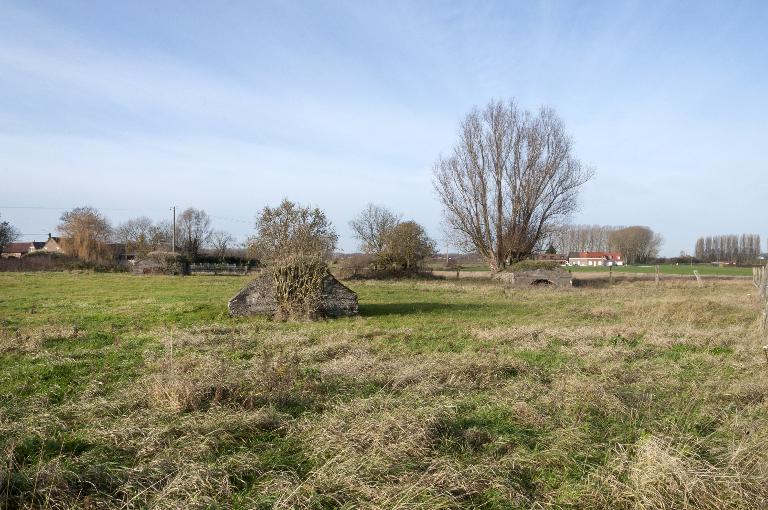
top-left (761, 265), bottom-right (768, 299)
top-left (655, 265), bottom-right (660, 288)
top-left (757, 264), bottom-right (768, 334)
top-left (693, 270), bottom-right (703, 288)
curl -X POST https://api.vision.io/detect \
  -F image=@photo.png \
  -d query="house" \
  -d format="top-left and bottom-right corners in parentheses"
top-left (568, 251), bottom-right (624, 267)
top-left (43, 234), bottom-right (65, 253)
top-left (533, 253), bottom-right (569, 265)
top-left (1, 241), bottom-right (44, 258)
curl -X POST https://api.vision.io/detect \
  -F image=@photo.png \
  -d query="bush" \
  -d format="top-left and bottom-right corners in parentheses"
top-left (341, 267), bottom-right (440, 280)
top-left (0, 252), bottom-right (125, 272)
top-left (338, 254), bottom-right (376, 276)
top-left (133, 251), bottom-right (190, 275)
top-left (271, 256), bottom-right (329, 320)
top-left (193, 253), bottom-right (258, 267)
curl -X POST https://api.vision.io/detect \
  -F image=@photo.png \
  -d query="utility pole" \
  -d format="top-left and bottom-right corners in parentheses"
top-left (171, 206), bottom-right (176, 254)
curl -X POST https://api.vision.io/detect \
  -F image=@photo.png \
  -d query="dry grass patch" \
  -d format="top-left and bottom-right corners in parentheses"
top-left (146, 350), bottom-right (307, 413)
top-left (278, 394), bottom-right (531, 509)
top-left (584, 433), bottom-right (768, 509)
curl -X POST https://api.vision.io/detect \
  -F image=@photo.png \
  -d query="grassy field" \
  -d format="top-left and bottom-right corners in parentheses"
top-left (429, 263), bottom-right (754, 277)
top-left (1, 272), bottom-right (767, 508)
top-left (567, 264), bottom-right (754, 277)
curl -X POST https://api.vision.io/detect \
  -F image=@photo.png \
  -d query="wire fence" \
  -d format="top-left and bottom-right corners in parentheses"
top-left (188, 263), bottom-right (250, 276)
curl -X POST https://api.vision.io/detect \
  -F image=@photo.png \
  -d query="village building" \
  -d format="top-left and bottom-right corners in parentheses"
top-left (1, 234), bottom-right (68, 258)
top-left (0, 241), bottom-right (45, 258)
top-left (568, 251), bottom-right (624, 267)
top-left (43, 234), bottom-right (65, 253)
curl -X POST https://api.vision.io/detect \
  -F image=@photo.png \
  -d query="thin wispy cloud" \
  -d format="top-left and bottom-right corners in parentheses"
top-left (1, 0), bottom-right (767, 253)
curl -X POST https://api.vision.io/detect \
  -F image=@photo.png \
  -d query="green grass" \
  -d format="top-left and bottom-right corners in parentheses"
top-left (567, 263), bottom-right (753, 276)
top-left (0, 272), bottom-right (766, 508)
top-left (431, 262), bottom-right (754, 276)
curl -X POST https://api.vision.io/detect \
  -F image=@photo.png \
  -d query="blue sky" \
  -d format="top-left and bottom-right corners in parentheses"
top-left (1, 0), bottom-right (766, 255)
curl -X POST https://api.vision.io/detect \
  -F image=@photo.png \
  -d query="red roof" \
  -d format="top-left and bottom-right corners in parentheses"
top-left (571, 251), bottom-right (622, 260)
top-left (2, 242), bottom-right (33, 254)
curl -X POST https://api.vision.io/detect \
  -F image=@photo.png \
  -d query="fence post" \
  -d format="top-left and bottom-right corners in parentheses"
top-left (757, 264), bottom-right (768, 334)
top-left (693, 270), bottom-right (703, 288)
top-left (761, 265), bottom-right (768, 299)
top-left (655, 265), bottom-right (660, 288)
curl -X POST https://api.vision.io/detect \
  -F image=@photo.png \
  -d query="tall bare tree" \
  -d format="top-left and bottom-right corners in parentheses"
top-left (177, 208), bottom-right (212, 260)
top-left (608, 226), bottom-right (663, 265)
top-left (0, 214), bottom-right (20, 254)
top-left (58, 207), bottom-right (112, 262)
top-left (433, 99), bottom-right (593, 271)
top-left (349, 204), bottom-right (401, 255)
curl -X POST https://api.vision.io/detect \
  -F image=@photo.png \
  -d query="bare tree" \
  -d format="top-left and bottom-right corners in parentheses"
top-left (115, 216), bottom-right (169, 256)
top-left (608, 226), bottom-right (663, 265)
top-left (549, 224), bottom-right (616, 254)
top-left (58, 207), bottom-right (112, 262)
top-left (433, 99), bottom-right (593, 271)
top-left (694, 233), bottom-right (762, 263)
top-left (177, 208), bottom-right (212, 260)
top-left (210, 230), bottom-right (235, 261)
top-left (250, 199), bottom-right (338, 263)
top-left (349, 204), bottom-right (401, 255)
top-left (0, 215), bottom-right (20, 254)
top-left (381, 220), bottom-right (436, 269)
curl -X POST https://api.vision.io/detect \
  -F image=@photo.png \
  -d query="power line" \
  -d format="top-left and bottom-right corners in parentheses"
top-left (2, 206), bottom-right (254, 224)
top-left (0, 206), bottom-right (153, 212)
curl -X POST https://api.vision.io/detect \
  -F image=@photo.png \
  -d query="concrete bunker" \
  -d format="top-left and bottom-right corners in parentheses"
top-left (228, 271), bottom-right (358, 319)
top-left (494, 267), bottom-right (572, 288)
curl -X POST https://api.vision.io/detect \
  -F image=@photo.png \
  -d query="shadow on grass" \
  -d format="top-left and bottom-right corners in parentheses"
top-left (572, 278), bottom-right (611, 289)
top-left (359, 302), bottom-right (483, 317)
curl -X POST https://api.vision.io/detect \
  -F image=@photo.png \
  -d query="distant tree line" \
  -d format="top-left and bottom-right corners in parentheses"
top-left (549, 224), bottom-right (615, 254)
top-left (549, 224), bottom-right (663, 265)
top-left (694, 234), bottom-right (762, 263)
top-left (24, 206), bottom-right (242, 264)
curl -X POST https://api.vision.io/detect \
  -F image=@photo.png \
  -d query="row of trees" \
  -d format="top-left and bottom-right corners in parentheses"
top-left (548, 224), bottom-right (616, 254)
top-left (246, 200), bottom-right (437, 271)
top-left (3, 200), bottom-right (438, 271)
top-left (53, 207), bottom-right (236, 262)
top-left (694, 234), bottom-right (763, 263)
top-left (547, 224), bottom-right (663, 265)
